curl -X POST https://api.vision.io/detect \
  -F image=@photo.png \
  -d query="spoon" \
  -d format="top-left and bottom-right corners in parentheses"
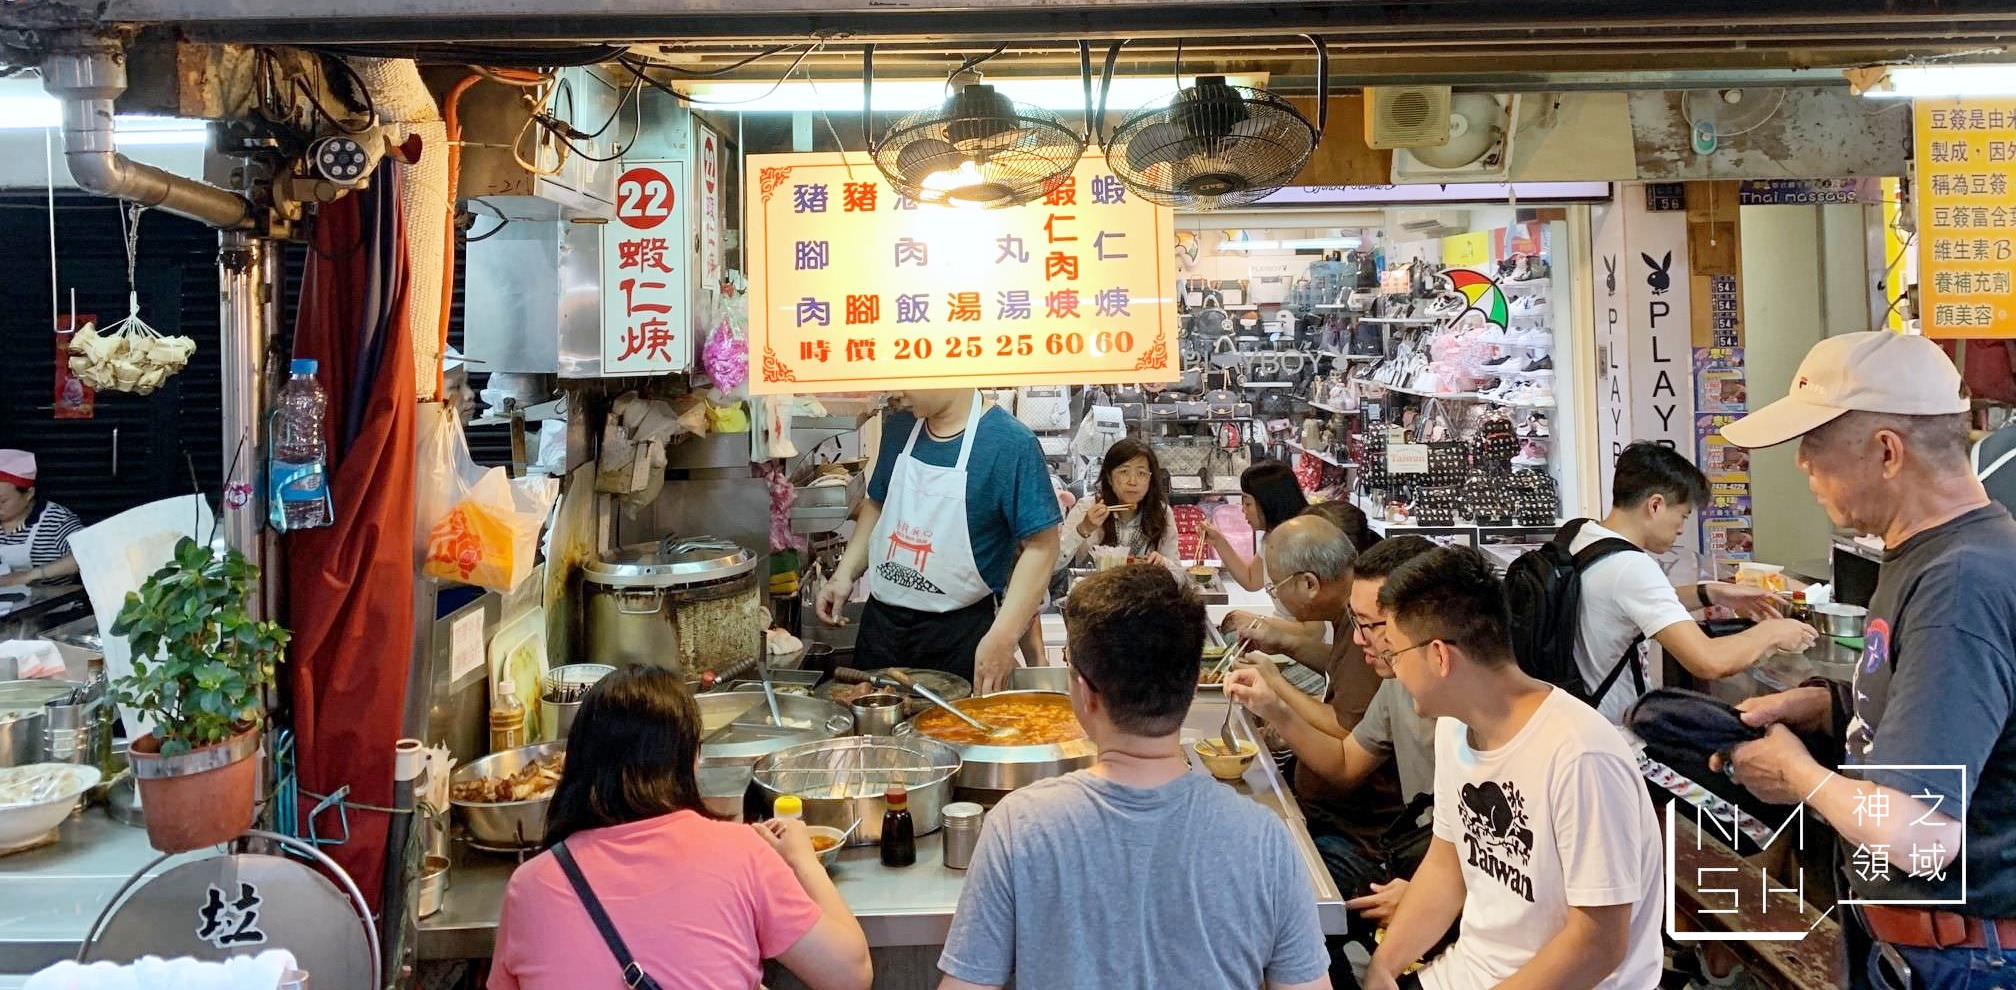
top-left (755, 657), bottom-right (784, 728)
top-left (1218, 700), bottom-right (1241, 761)
top-left (880, 669), bottom-right (1019, 741)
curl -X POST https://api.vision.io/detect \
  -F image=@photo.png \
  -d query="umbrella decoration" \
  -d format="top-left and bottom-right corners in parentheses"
top-left (1445, 268), bottom-right (1510, 327)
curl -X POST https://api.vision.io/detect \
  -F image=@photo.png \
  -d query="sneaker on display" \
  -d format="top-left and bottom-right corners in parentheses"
top-left (1522, 354), bottom-right (1554, 374)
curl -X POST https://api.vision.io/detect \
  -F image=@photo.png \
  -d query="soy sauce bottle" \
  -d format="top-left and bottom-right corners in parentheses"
top-left (880, 785), bottom-right (916, 867)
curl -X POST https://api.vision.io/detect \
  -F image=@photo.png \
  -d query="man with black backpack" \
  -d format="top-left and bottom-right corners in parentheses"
top-left (1506, 442), bottom-right (1818, 723)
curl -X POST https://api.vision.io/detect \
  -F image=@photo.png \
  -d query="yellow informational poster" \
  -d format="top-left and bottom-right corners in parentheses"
top-left (1914, 99), bottom-right (2016, 338)
top-left (1439, 230), bottom-right (1491, 268)
top-left (744, 153), bottom-right (1177, 394)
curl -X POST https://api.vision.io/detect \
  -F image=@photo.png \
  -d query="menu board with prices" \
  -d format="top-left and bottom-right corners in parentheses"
top-left (1915, 99), bottom-right (2016, 338)
top-left (602, 160), bottom-right (693, 374)
top-left (744, 153), bottom-right (1177, 395)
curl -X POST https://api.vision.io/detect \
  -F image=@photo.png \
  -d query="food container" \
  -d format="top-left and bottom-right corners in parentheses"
top-left (416, 854), bottom-right (451, 918)
top-left (941, 802), bottom-right (984, 870)
top-left (900, 691), bottom-right (1096, 797)
top-left (806, 825), bottom-right (847, 868)
top-left (1194, 738), bottom-right (1259, 781)
top-left (539, 664), bottom-right (615, 742)
top-left (850, 694), bottom-right (907, 736)
top-left (697, 764), bottom-right (752, 821)
top-left (1810, 603), bottom-right (1869, 639)
top-left (584, 537), bottom-right (762, 677)
top-left (449, 741), bottom-right (566, 850)
top-left (814, 669), bottom-right (971, 719)
top-left (0, 763), bottom-right (101, 848)
top-left (1186, 565), bottom-right (1219, 586)
top-left (0, 681), bottom-right (84, 768)
top-left (1008, 666), bottom-right (1071, 693)
top-left (697, 691), bottom-right (854, 768)
top-left (750, 736), bottom-right (961, 846)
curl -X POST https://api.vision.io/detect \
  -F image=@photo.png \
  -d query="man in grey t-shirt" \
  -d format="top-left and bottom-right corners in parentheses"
top-left (938, 565), bottom-right (1330, 990)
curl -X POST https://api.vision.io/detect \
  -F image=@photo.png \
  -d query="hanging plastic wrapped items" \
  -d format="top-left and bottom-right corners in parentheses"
top-left (702, 271), bottom-right (750, 397)
top-left (65, 206), bottom-right (198, 396)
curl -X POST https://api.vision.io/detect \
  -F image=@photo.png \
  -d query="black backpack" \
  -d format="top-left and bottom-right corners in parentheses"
top-left (1504, 518), bottom-right (1648, 706)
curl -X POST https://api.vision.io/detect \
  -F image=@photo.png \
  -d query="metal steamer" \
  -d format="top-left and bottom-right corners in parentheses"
top-left (583, 537), bottom-right (761, 676)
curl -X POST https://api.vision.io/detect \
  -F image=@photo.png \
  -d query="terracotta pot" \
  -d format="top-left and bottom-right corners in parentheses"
top-left (128, 725), bottom-right (260, 853)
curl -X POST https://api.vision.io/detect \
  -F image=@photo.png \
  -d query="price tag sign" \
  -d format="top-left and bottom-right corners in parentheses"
top-left (603, 160), bottom-right (692, 373)
top-left (1387, 443), bottom-right (1430, 475)
top-left (744, 152), bottom-right (1177, 394)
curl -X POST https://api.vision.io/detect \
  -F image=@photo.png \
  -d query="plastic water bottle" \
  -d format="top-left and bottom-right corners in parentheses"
top-left (270, 358), bottom-right (332, 531)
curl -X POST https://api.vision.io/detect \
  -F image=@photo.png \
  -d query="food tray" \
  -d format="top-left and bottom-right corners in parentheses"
top-left (1196, 653), bottom-right (1327, 697)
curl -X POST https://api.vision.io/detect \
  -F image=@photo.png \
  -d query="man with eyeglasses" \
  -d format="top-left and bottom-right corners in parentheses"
top-left (1229, 535), bottom-right (1440, 983)
top-left (1363, 546), bottom-right (1662, 990)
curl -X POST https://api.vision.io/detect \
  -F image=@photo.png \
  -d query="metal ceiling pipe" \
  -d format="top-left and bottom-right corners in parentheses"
top-left (40, 44), bottom-right (255, 230)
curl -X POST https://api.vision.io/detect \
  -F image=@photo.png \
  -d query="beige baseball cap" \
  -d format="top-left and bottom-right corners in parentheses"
top-left (1721, 331), bottom-right (1969, 449)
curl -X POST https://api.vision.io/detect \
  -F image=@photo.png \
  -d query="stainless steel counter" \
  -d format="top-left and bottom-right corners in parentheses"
top-left (0, 809), bottom-right (199, 978)
top-left (419, 693), bottom-right (1349, 961)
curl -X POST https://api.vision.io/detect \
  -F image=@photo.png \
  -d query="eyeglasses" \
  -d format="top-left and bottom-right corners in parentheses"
top-left (1383, 639), bottom-right (1440, 664)
top-left (1349, 613), bottom-right (1389, 637)
top-left (1263, 571), bottom-right (1313, 600)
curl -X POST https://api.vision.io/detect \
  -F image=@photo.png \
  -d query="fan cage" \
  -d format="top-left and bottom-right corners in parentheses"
top-left (871, 88), bottom-right (1088, 209)
top-left (1106, 79), bottom-right (1320, 211)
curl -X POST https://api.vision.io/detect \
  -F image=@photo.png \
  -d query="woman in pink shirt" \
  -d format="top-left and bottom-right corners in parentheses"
top-left (489, 666), bottom-right (873, 990)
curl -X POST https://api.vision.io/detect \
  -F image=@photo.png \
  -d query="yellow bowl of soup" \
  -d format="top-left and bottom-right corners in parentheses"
top-left (1194, 738), bottom-right (1259, 781)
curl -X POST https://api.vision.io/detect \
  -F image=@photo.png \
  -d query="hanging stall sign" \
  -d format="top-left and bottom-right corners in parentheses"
top-left (744, 152), bottom-right (1176, 395)
top-left (699, 127), bottom-right (725, 291)
top-left (1915, 99), bottom-right (2016, 338)
top-left (602, 160), bottom-right (692, 374)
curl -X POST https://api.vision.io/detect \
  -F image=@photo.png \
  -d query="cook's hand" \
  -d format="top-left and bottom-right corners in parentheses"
top-left (1736, 685), bottom-right (1832, 734)
top-left (1714, 724), bottom-right (1825, 806)
top-left (974, 632), bottom-right (1016, 695)
top-left (753, 817), bottom-right (820, 870)
top-left (1346, 878), bottom-right (1410, 924)
top-left (1704, 581), bottom-right (1786, 621)
top-left (1759, 617), bottom-right (1821, 656)
top-left (815, 576), bottom-right (854, 626)
top-left (1079, 498), bottom-right (1111, 537)
top-left (1225, 666), bottom-right (1290, 724)
top-left (0, 570), bottom-right (26, 588)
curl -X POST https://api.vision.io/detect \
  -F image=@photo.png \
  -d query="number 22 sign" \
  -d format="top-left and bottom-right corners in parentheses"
top-left (616, 165), bottom-right (676, 231)
top-left (603, 160), bottom-right (691, 374)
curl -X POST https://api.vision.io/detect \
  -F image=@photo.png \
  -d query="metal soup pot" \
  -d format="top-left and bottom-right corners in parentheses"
top-left (0, 680), bottom-right (85, 768)
top-left (900, 690), bottom-right (1096, 794)
top-left (696, 690), bottom-right (854, 768)
top-left (583, 537), bottom-right (760, 676)
top-left (751, 736), bottom-right (962, 846)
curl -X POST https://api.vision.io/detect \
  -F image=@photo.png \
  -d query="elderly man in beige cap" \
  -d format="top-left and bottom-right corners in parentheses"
top-left (1716, 331), bottom-right (2016, 988)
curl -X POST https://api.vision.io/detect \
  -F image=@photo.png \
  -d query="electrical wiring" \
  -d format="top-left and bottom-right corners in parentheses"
top-left (536, 70), bottom-right (645, 163)
top-left (1680, 88), bottom-right (1786, 139)
top-left (617, 44), bottom-right (818, 107)
top-left (628, 45), bottom-right (793, 78)
top-left (463, 199), bottom-right (510, 243)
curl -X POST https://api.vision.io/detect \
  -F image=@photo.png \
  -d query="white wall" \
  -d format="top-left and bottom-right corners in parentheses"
top-left (1739, 203), bottom-right (1874, 569)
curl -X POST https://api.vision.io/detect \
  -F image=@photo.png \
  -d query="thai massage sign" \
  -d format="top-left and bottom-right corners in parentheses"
top-left (1915, 99), bottom-right (2016, 338)
top-left (603, 160), bottom-right (692, 373)
top-left (745, 153), bottom-right (1176, 394)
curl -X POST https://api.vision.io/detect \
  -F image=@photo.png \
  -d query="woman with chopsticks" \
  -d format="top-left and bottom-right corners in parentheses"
top-left (1057, 438), bottom-right (1182, 574)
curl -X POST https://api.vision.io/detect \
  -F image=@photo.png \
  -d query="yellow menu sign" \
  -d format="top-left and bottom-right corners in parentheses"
top-left (1915, 99), bottom-right (2016, 338)
top-left (744, 153), bottom-right (1177, 395)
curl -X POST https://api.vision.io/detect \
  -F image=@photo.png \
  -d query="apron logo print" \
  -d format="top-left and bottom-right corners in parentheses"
top-left (887, 524), bottom-right (935, 572)
top-left (876, 561), bottom-right (946, 596)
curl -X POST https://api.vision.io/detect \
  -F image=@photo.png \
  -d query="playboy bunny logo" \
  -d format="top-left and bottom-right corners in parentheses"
top-left (1642, 251), bottom-right (1673, 295)
top-left (1603, 255), bottom-right (1617, 295)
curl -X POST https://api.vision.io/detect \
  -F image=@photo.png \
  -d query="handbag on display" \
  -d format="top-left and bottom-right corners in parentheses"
top-left (1016, 386), bottom-right (1071, 431)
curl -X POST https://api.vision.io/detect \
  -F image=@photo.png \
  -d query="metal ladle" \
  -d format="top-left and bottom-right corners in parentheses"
top-left (879, 669), bottom-right (1019, 741)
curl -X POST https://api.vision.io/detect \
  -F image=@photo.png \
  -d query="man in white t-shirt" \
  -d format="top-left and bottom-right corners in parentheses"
top-left (1363, 546), bottom-right (1663, 990)
top-left (1572, 442), bottom-right (1818, 723)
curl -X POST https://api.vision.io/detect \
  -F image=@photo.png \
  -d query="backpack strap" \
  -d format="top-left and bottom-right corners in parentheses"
top-left (553, 841), bottom-right (661, 990)
top-left (1562, 523), bottom-right (1651, 705)
top-left (1587, 634), bottom-right (1647, 706)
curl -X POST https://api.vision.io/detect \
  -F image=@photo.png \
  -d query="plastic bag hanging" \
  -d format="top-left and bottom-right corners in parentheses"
top-left (65, 204), bottom-right (199, 395)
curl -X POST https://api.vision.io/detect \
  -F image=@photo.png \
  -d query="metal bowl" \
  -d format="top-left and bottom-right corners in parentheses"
top-left (697, 691), bottom-right (854, 767)
top-left (751, 735), bottom-right (962, 846)
top-left (901, 691), bottom-right (1096, 794)
top-left (449, 741), bottom-right (565, 850)
top-left (0, 680), bottom-right (85, 768)
top-left (1810, 603), bottom-right (1868, 639)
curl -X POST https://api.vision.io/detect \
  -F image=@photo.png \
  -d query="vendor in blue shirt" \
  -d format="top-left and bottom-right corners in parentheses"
top-left (816, 389), bottom-right (1061, 693)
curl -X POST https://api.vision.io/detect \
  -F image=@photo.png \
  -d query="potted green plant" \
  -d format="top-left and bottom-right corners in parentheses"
top-left (111, 536), bottom-right (287, 853)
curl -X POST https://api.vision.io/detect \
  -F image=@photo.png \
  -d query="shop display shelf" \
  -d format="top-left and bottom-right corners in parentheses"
top-left (1281, 440), bottom-right (1357, 470)
top-left (1294, 396), bottom-right (1362, 415)
top-left (1500, 277), bottom-right (1552, 292)
top-left (1358, 317), bottom-right (1443, 326)
top-left (1316, 351), bottom-right (1382, 362)
top-left (1372, 382), bottom-right (1484, 401)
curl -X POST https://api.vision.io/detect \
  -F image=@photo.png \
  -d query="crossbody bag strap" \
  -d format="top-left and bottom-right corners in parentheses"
top-left (553, 841), bottom-right (659, 990)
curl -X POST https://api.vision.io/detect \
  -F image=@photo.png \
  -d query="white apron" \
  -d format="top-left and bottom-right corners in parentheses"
top-left (868, 397), bottom-right (993, 612)
top-left (0, 504), bottom-right (49, 575)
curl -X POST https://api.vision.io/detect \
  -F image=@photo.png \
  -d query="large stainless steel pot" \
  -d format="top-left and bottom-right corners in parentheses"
top-left (584, 537), bottom-right (761, 676)
top-left (449, 741), bottom-right (565, 850)
top-left (697, 691), bottom-right (854, 768)
top-left (752, 736), bottom-right (962, 846)
top-left (900, 691), bottom-right (1096, 794)
top-left (0, 680), bottom-right (85, 768)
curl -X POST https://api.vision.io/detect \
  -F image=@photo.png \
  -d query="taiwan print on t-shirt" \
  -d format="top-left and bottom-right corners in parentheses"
top-left (1420, 689), bottom-right (1665, 990)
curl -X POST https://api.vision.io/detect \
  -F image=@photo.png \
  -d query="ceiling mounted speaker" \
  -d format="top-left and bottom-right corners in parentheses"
top-left (1103, 36), bottom-right (1329, 212)
top-left (865, 51), bottom-right (1087, 209)
top-left (1364, 85), bottom-right (1453, 149)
